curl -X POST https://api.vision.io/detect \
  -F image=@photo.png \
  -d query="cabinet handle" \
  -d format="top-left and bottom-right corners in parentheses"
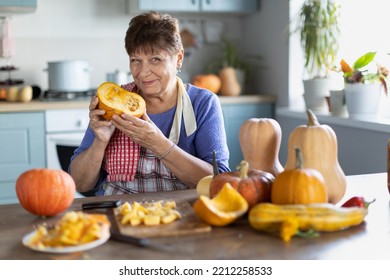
top-left (75, 119), bottom-right (87, 128)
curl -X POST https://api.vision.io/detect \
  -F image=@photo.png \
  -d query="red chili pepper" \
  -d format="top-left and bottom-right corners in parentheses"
top-left (341, 196), bottom-right (376, 209)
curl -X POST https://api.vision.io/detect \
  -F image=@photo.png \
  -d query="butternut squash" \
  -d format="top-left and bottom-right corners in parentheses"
top-left (239, 118), bottom-right (283, 177)
top-left (219, 67), bottom-right (241, 96)
top-left (284, 109), bottom-right (346, 204)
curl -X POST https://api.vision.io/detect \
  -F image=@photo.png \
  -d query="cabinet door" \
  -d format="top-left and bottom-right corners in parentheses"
top-left (222, 103), bottom-right (273, 171)
top-left (138, 0), bottom-right (199, 12)
top-left (0, 112), bottom-right (45, 204)
top-left (201, 0), bottom-right (258, 12)
top-left (0, 0), bottom-right (36, 6)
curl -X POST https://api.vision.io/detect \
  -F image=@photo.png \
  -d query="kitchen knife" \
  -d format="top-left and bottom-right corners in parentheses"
top-left (81, 200), bottom-right (122, 210)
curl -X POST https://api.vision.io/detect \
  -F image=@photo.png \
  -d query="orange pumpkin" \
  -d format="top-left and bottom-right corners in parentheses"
top-left (16, 169), bottom-right (76, 217)
top-left (192, 74), bottom-right (222, 93)
top-left (272, 147), bottom-right (328, 204)
top-left (97, 82), bottom-right (146, 120)
top-left (209, 160), bottom-right (274, 208)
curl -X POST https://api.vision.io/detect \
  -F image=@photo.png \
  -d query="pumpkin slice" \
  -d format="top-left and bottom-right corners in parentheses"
top-left (97, 82), bottom-right (146, 120)
top-left (193, 183), bottom-right (249, 226)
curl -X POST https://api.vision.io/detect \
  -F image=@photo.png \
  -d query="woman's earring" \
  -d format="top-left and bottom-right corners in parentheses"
top-left (177, 68), bottom-right (182, 73)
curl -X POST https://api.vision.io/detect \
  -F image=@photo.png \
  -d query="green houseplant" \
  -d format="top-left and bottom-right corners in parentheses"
top-left (292, 0), bottom-right (341, 111)
top-left (339, 51), bottom-right (388, 92)
top-left (338, 51), bottom-right (388, 118)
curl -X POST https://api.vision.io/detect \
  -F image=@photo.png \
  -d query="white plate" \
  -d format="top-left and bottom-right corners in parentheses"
top-left (22, 229), bottom-right (110, 254)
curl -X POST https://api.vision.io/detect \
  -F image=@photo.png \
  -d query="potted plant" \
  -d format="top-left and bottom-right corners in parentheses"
top-left (205, 39), bottom-right (263, 96)
top-left (338, 51), bottom-right (388, 119)
top-left (292, 0), bottom-right (341, 111)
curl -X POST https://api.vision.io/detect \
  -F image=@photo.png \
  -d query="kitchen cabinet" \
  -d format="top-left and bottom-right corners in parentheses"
top-left (129, 0), bottom-right (259, 14)
top-left (0, 112), bottom-right (45, 205)
top-left (0, 0), bottom-right (37, 14)
top-left (221, 101), bottom-right (274, 170)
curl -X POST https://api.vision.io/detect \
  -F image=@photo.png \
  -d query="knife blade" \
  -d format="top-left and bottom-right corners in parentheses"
top-left (81, 200), bottom-right (122, 210)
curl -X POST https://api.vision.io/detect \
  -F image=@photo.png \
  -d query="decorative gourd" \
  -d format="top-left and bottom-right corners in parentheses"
top-left (209, 160), bottom-right (274, 208)
top-left (15, 169), bottom-right (76, 217)
top-left (272, 147), bottom-right (328, 204)
top-left (192, 74), bottom-right (222, 94)
top-left (219, 67), bottom-right (241, 96)
top-left (284, 109), bottom-right (346, 204)
top-left (239, 118), bottom-right (284, 177)
top-left (248, 202), bottom-right (367, 242)
top-left (97, 82), bottom-right (146, 120)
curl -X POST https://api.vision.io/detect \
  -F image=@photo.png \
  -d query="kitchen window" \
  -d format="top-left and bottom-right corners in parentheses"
top-left (289, 0), bottom-right (390, 118)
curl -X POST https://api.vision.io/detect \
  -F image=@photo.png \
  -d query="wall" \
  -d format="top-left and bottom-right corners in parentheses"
top-left (243, 0), bottom-right (290, 106)
top-left (0, 0), bottom-right (237, 90)
top-left (0, 0), bottom-right (290, 105)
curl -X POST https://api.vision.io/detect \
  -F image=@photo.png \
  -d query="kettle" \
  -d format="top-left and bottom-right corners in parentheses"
top-left (106, 70), bottom-right (133, 85)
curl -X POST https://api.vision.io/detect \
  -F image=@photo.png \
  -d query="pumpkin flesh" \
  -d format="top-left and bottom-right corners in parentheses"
top-left (97, 82), bottom-right (146, 120)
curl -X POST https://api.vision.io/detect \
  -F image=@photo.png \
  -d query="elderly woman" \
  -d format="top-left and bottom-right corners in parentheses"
top-left (70, 11), bottom-right (230, 196)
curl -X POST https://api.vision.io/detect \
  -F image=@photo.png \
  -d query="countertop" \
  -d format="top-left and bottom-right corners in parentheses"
top-left (0, 95), bottom-right (276, 113)
top-left (0, 172), bottom-right (388, 260)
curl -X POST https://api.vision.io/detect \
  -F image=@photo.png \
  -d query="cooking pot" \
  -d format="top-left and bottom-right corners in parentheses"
top-left (46, 60), bottom-right (92, 92)
top-left (106, 69), bottom-right (133, 85)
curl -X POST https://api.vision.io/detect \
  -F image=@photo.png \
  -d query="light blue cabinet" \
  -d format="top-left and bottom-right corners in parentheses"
top-left (0, 0), bottom-right (36, 6)
top-left (221, 102), bottom-right (273, 170)
top-left (0, 0), bottom-right (37, 14)
top-left (201, 0), bottom-right (258, 13)
top-left (134, 0), bottom-right (259, 13)
top-left (0, 112), bottom-right (45, 204)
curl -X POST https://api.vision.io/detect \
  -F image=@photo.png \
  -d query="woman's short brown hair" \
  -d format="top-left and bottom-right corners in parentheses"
top-left (125, 11), bottom-right (183, 56)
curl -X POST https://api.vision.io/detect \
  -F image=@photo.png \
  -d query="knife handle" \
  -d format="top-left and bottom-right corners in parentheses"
top-left (82, 200), bottom-right (122, 210)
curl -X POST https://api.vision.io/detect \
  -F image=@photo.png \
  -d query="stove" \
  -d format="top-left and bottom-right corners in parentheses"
top-left (40, 89), bottom-right (96, 102)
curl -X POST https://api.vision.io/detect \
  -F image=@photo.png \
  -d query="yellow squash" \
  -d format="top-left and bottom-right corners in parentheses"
top-left (249, 203), bottom-right (367, 242)
top-left (284, 109), bottom-right (346, 204)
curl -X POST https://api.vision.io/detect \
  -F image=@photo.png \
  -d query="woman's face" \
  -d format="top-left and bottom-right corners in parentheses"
top-left (129, 48), bottom-right (183, 98)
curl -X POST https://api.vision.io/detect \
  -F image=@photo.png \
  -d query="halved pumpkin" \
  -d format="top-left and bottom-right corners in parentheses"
top-left (193, 183), bottom-right (249, 226)
top-left (97, 82), bottom-right (146, 120)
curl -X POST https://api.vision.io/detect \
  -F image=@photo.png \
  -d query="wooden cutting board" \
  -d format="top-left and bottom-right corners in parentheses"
top-left (113, 200), bottom-right (211, 238)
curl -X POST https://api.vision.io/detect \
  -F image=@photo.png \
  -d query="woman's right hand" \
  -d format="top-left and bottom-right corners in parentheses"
top-left (89, 96), bottom-right (115, 143)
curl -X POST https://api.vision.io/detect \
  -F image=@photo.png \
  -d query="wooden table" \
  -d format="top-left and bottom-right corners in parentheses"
top-left (0, 173), bottom-right (388, 260)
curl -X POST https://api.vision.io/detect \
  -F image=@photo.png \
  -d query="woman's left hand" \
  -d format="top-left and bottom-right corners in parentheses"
top-left (111, 113), bottom-right (165, 150)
